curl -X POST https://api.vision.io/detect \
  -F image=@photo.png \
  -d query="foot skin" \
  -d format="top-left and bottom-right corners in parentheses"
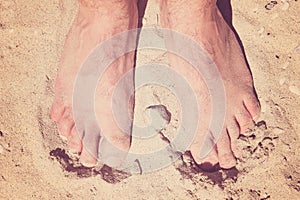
top-left (50, 0), bottom-right (138, 167)
top-left (159, 0), bottom-right (260, 169)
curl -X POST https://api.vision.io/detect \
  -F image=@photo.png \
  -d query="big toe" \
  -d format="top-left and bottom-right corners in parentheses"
top-left (190, 131), bottom-right (219, 171)
top-left (196, 148), bottom-right (219, 172)
top-left (80, 148), bottom-right (98, 167)
top-left (99, 134), bottom-right (130, 168)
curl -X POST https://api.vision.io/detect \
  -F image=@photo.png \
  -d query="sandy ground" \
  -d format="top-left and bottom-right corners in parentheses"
top-left (0, 0), bottom-right (299, 199)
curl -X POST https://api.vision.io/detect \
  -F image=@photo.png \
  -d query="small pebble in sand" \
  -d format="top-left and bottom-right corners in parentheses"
top-left (289, 85), bottom-right (300, 96)
top-left (279, 77), bottom-right (286, 85)
top-left (265, 1), bottom-right (278, 10)
top-left (281, 1), bottom-right (290, 10)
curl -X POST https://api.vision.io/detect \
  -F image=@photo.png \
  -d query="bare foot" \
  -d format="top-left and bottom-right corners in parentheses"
top-left (50, 0), bottom-right (138, 167)
top-left (159, 0), bottom-right (260, 169)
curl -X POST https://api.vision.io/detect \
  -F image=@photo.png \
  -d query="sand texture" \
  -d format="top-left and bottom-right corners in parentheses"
top-left (0, 0), bottom-right (299, 199)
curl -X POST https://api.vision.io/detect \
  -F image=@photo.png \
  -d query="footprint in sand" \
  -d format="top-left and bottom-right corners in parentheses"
top-left (238, 121), bottom-right (280, 160)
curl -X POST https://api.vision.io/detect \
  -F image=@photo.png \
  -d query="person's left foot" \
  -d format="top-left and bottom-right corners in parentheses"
top-left (159, 0), bottom-right (260, 169)
top-left (50, 1), bottom-right (138, 167)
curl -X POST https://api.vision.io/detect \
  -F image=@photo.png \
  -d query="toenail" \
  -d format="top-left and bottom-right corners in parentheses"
top-left (221, 165), bottom-right (236, 170)
top-left (81, 161), bottom-right (97, 168)
top-left (245, 127), bottom-right (251, 131)
top-left (241, 121), bottom-right (255, 132)
top-left (253, 113), bottom-right (261, 122)
top-left (245, 125), bottom-right (255, 133)
top-left (220, 159), bottom-right (236, 169)
top-left (232, 149), bottom-right (242, 159)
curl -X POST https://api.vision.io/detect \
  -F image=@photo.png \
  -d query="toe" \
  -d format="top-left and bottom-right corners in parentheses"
top-left (69, 126), bottom-right (82, 153)
top-left (56, 108), bottom-right (74, 138)
top-left (80, 121), bottom-right (101, 166)
top-left (226, 118), bottom-right (240, 140)
top-left (70, 120), bottom-right (101, 167)
top-left (243, 92), bottom-right (261, 119)
top-left (199, 147), bottom-right (218, 166)
top-left (190, 130), bottom-right (218, 169)
top-left (50, 99), bottom-right (65, 122)
top-left (226, 118), bottom-right (242, 158)
top-left (235, 105), bottom-right (255, 134)
top-left (217, 129), bottom-right (236, 169)
top-left (99, 134), bottom-right (130, 168)
top-left (197, 147), bottom-right (219, 172)
top-left (80, 148), bottom-right (98, 167)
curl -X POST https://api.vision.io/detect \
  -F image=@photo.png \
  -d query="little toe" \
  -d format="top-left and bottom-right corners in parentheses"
top-left (243, 92), bottom-right (261, 119)
top-left (217, 129), bottom-right (236, 169)
top-left (235, 106), bottom-right (255, 134)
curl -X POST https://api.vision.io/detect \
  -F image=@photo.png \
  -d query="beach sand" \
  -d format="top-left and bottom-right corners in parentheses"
top-left (0, 0), bottom-right (299, 199)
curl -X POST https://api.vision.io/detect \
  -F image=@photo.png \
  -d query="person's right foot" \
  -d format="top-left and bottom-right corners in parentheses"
top-left (159, 0), bottom-right (260, 169)
top-left (50, 0), bottom-right (138, 167)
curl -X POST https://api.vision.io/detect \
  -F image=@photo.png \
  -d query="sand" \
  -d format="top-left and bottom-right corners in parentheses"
top-left (0, 0), bottom-right (299, 199)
